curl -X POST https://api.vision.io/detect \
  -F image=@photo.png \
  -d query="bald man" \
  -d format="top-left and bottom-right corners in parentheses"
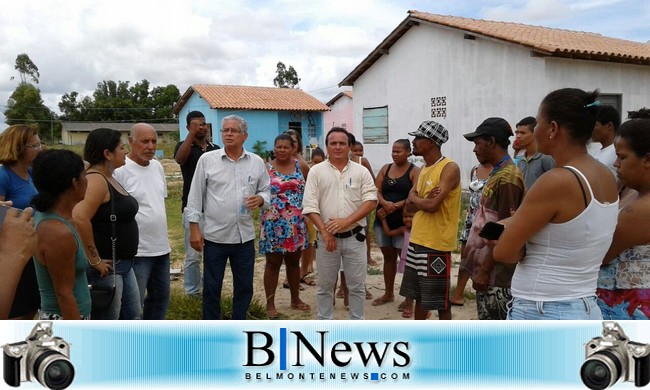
top-left (114, 123), bottom-right (171, 319)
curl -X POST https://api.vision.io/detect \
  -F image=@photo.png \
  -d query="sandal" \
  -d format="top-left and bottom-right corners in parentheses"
top-left (300, 273), bottom-right (316, 286)
top-left (365, 288), bottom-right (373, 300)
top-left (283, 281), bottom-right (304, 291)
top-left (290, 302), bottom-right (311, 312)
top-left (402, 306), bottom-right (413, 319)
top-left (372, 296), bottom-right (394, 306)
top-left (267, 309), bottom-right (279, 319)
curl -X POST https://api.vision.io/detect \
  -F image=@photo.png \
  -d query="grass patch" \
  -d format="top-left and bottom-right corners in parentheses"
top-left (166, 289), bottom-right (267, 320)
top-left (367, 267), bottom-right (384, 276)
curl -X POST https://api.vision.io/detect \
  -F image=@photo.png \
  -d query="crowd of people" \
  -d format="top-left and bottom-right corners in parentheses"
top-left (2, 87), bottom-right (650, 321)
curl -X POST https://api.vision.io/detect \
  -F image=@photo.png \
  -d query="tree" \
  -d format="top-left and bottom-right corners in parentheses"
top-left (58, 79), bottom-right (180, 122)
top-left (11, 53), bottom-right (40, 84)
top-left (273, 61), bottom-right (300, 89)
top-left (4, 83), bottom-right (58, 142)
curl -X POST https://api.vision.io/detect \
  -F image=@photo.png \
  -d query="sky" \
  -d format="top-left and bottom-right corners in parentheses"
top-left (1, 0), bottom-right (649, 122)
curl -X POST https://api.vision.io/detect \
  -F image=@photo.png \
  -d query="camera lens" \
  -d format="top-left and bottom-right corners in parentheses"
top-left (580, 351), bottom-right (622, 390)
top-left (44, 360), bottom-right (74, 389)
top-left (33, 350), bottom-right (75, 390)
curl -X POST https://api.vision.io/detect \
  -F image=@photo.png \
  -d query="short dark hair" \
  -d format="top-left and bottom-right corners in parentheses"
top-left (284, 129), bottom-right (303, 153)
top-left (186, 111), bottom-right (205, 126)
top-left (628, 107), bottom-right (650, 119)
top-left (618, 118), bottom-right (650, 158)
top-left (596, 105), bottom-right (621, 131)
top-left (274, 133), bottom-right (294, 147)
top-left (32, 150), bottom-right (85, 212)
top-left (311, 147), bottom-right (325, 159)
top-left (326, 127), bottom-right (352, 146)
top-left (516, 116), bottom-right (537, 132)
top-left (394, 139), bottom-right (411, 152)
top-left (353, 141), bottom-right (363, 148)
top-left (84, 128), bottom-right (122, 165)
top-left (539, 88), bottom-right (600, 145)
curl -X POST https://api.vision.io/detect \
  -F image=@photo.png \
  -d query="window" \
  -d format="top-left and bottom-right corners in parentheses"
top-left (362, 106), bottom-right (388, 144)
top-left (599, 94), bottom-right (622, 115)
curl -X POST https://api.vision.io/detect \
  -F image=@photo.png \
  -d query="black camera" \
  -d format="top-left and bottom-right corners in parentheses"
top-left (581, 321), bottom-right (650, 389)
top-left (3, 322), bottom-right (74, 390)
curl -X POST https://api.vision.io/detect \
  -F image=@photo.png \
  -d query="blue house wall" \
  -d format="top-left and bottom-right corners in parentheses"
top-left (177, 91), bottom-right (325, 156)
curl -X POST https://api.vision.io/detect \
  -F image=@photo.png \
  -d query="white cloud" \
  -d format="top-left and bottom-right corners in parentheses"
top-left (0, 0), bottom-right (648, 123)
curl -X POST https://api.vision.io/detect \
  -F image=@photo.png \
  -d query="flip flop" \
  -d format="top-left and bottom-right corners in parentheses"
top-left (397, 301), bottom-right (407, 312)
top-left (300, 273), bottom-right (316, 286)
top-left (402, 307), bottom-right (413, 318)
top-left (365, 289), bottom-right (373, 300)
top-left (450, 301), bottom-right (464, 306)
top-left (290, 302), bottom-right (311, 312)
top-left (283, 281), bottom-right (304, 291)
top-left (371, 297), bottom-right (395, 306)
top-left (267, 309), bottom-right (279, 319)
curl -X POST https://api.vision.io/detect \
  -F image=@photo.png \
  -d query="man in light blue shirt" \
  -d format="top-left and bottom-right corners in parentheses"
top-left (186, 115), bottom-right (270, 320)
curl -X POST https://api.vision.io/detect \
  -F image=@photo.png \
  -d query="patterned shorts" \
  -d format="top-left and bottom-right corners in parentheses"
top-left (476, 286), bottom-right (512, 320)
top-left (399, 243), bottom-right (451, 311)
top-left (38, 310), bottom-right (89, 320)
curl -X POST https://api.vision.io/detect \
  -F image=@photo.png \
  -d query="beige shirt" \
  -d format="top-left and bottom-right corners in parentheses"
top-left (302, 159), bottom-right (377, 230)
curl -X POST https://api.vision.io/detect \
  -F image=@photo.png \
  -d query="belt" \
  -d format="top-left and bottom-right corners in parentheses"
top-left (333, 225), bottom-right (363, 239)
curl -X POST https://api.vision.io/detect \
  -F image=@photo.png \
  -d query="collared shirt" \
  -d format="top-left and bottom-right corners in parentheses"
top-left (516, 152), bottom-right (555, 191)
top-left (302, 159), bottom-right (377, 230)
top-left (186, 148), bottom-right (270, 244)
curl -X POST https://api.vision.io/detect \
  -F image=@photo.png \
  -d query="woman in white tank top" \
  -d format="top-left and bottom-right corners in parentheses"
top-left (492, 88), bottom-right (619, 320)
top-left (597, 112), bottom-right (650, 319)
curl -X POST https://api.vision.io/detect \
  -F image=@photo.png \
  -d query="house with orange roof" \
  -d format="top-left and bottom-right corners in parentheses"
top-left (340, 10), bottom-right (650, 184)
top-left (173, 84), bottom-right (330, 155)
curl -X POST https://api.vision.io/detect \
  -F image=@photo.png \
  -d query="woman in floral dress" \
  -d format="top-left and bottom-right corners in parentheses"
top-left (260, 134), bottom-right (310, 318)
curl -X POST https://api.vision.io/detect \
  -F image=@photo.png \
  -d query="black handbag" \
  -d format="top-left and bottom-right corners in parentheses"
top-left (89, 173), bottom-right (117, 313)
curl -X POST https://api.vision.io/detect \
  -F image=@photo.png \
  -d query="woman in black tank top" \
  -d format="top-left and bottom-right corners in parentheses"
top-left (371, 139), bottom-right (420, 315)
top-left (73, 128), bottom-right (141, 320)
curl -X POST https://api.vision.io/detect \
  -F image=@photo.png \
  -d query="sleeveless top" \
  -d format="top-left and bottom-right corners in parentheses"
top-left (259, 159), bottom-right (307, 254)
top-left (409, 157), bottom-right (462, 252)
top-left (34, 212), bottom-right (92, 318)
top-left (599, 243), bottom-right (650, 290)
top-left (377, 163), bottom-right (415, 230)
top-left (88, 173), bottom-right (139, 259)
top-left (460, 166), bottom-right (485, 242)
top-left (511, 166), bottom-right (619, 301)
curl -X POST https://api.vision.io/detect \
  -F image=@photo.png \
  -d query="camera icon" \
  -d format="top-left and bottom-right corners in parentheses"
top-left (581, 321), bottom-right (650, 389)
top-left (3, 322), bottom-right (74, 390)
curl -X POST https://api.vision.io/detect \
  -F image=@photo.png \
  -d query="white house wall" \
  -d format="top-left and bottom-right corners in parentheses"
top-left (352, 21), bottom-right (650, 186)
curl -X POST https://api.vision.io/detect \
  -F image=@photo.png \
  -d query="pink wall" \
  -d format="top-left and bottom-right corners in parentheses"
top-left (323, 94), bottom-right (354, 136)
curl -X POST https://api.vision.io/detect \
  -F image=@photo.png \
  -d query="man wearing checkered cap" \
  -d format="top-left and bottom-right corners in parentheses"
top-left (400, 120), bottom-right (462, 320)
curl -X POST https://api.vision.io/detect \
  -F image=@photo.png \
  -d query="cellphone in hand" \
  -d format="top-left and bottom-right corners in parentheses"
top-left (478, 221), bottom-right (505, 240)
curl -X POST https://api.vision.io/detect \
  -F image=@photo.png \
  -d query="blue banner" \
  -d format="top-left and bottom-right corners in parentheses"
top-left (2, 321), bottom-right (647, 389)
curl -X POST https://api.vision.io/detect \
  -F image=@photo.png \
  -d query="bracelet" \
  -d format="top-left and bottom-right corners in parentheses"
top-left (88, 257), bottom-right (101, 267)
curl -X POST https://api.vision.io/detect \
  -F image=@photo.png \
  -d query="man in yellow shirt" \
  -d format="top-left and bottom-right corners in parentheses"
top-left (401, 121), bottom-right (461, 320)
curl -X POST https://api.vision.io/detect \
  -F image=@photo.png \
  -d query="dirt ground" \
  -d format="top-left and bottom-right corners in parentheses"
top-left (261, 250), bottom-right (478, 320)
top-left (162, 158), bottom-right (477, 320)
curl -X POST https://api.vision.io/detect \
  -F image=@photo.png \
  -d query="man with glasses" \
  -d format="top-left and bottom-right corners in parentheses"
top-left (186, 114), bottom-right (270, 320)
top-left (174, 111), bottom-right (219, 297)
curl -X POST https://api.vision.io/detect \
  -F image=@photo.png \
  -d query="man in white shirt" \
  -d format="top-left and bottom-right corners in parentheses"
top-left (590, 105), bottom-right (620, 179)
top-left (302, 127), bottom-right (377, 320)
top-left (186, 115), bottom-right (270, 320)
top-left (114, 123), bottom-right (171, 320)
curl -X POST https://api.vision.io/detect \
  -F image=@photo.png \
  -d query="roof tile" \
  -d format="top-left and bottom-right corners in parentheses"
top-left (190, 84), bottom-right (329, 112)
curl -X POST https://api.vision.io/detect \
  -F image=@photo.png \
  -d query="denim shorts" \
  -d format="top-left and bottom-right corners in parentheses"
top-left (507, 296), bottom-right (603, 320)
top-left (373, 220), bottom-right (404, 249)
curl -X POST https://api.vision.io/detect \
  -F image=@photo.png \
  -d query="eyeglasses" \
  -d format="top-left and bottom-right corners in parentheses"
top-left (24, 142), bottom-right (42, 150)
top-left (220, 128), bottom-right (244, 134)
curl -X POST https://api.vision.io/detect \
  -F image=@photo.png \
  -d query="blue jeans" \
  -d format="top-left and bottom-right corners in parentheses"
top-left (132, 254), bottom-right (171, 320)
top-left (86, 259), bottom-right (141, 320)
top-left (183, 210), bottom-right (203, 296)
top-left (203, 240), bottom-right (255, 320)
top-left (508, 296), bottom-right (603, 320)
